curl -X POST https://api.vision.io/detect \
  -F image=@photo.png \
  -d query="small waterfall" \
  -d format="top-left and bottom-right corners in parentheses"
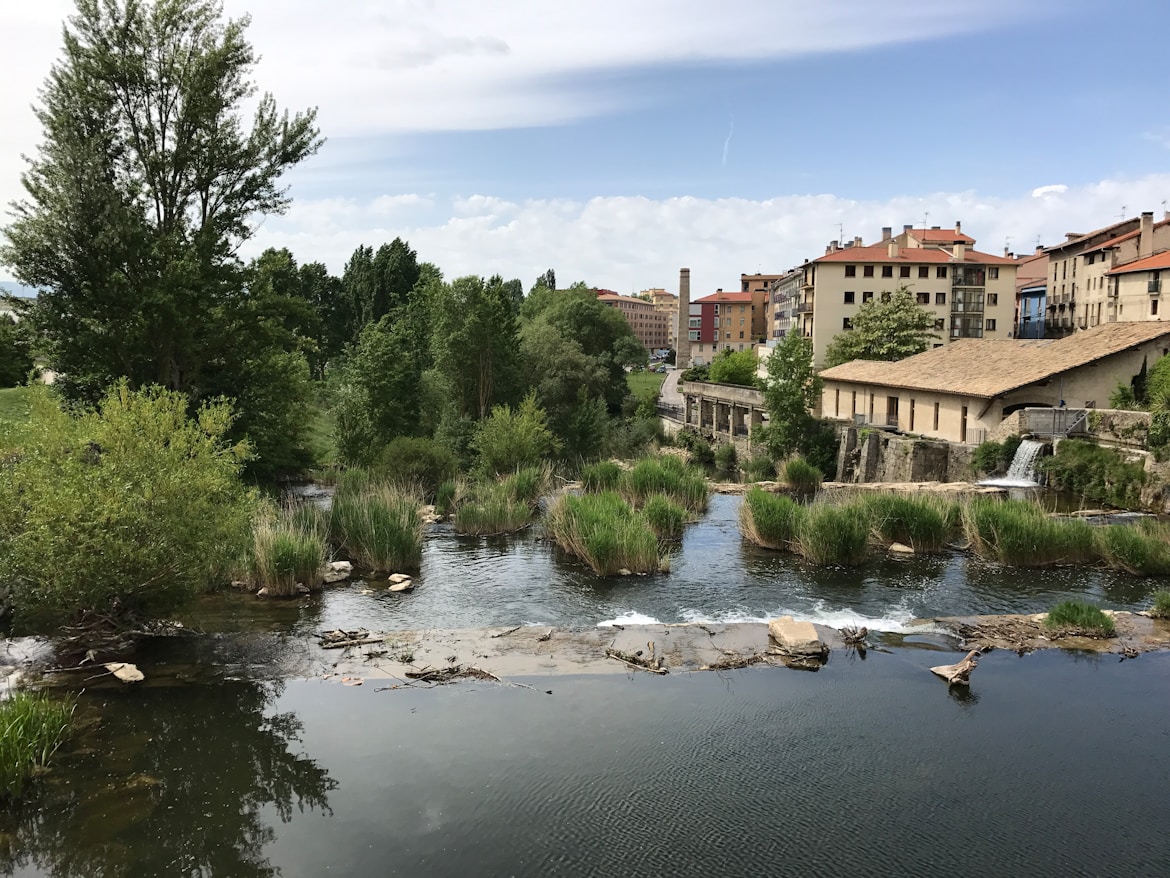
top-left (979, 439), bottom-right (1045, 488)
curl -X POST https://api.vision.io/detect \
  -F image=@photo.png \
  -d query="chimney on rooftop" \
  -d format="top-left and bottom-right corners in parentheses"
top-left (955, 221), bottom-right (962, 234)
top-left (931, 225), bottom-right (941, 231)
top-left (882, 226), bottom-right (892, 242)
top-left (676, 268), bottom-right (692, 368)
top-left (953, 242), bottom-right (967, 261)
top-left (888, 241), bottom-right (899, 259)
top-left (903, 224), bottom-right (912, 233)
top-left (1140, 211), bottom-right (1155, 258)
top-left (853, 236), bottom-right (863, 248)
top-left (827, 240), bottom-right (839, 254)
top-left (1036, 244), bottom-right (1045, 254)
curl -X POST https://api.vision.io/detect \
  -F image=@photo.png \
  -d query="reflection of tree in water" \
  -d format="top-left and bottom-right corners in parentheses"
top-left (0, 680), bottom-right (335, 877)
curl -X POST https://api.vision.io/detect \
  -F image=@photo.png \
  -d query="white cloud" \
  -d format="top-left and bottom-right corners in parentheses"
top-left (245, 173), bottom-right (1170, 292)
top-left (1032, 184), bottom-right (1069, 198)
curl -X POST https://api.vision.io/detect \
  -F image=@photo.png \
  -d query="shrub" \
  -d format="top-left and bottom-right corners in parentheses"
top-left (642, 494), bottom-right (686, 539)
top-left (472, 391), bottom-right (560, 476)
top-left (675, 428), bottom-right (715, 467)
top-left (545, 492), bottom-right (661, 575)
top-left (972, 435), bottom-right (1023, 476)
top-left (0, 383), bottom-right (256, 634)
top-left (581, 460), bottom-right (624, 493)
top-left (454, 480), bottom-right (533, 536)
top-left (1044, 600), bottom-right (1116, 637)
top-left (961, 498), bottom-right (1097, 567)
top-left (796, 503), bottom-right (870, 566)
top-left (1095, 525), bottom-right (1170, 577)
top-left (739, 488), bottom-right (804, 551)
top-left (714, 442), bottom-right (738, 475)
top-left (330, 479), bottom-right (424, 573)
top-left (375, 437), bottom-right (457, 501)
top-left (744, 454), bottom-right (776, 482)
top-left (862, 493), bottom-right (954, 553)
top-left (0, 693), bottom-right (75, 800)
top-left (1038, 439), bottom-right (1145, 509)
top-left (1150, 589), bottom-right (1170, 619)
top-left (434, 479), bottom-right (460, 518)
top-left (707, 349), bottom-right (759, 387)
top-left (250, 504), bottom-right (328, 596)
top-left (623, 455), bottom-right (709, 513)
top-left (783, 456), bottom-right (823, 495)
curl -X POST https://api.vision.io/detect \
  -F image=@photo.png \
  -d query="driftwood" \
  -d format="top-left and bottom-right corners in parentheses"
top-left (701, 652), bottom-right (770, 671)
top-left (840, 626), bottom-right (868, 645)
top-left (930, 649), bottom-right (979, 685)
top-left (604, 645), bottom-right (667, 674)
top-left (404, 665), bottom-right (501, 684)
top-left (490, 626), bottom-right (522, 638)
top-left (319, 629), bottom-right (382, 649)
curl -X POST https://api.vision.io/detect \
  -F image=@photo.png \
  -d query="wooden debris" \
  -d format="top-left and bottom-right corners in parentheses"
top-left (604, 647), bottom-right (667, 674)
top-left (840, 626), bottom-right (868, 645)
top-left (701, 652), bottom-right (770, 671)
top-left (930, 649), bottom-right (979, 685)
top-left (404, 665), bottom-right (500, 684)
top-left (536, 630), bottom-right (553, 642)
top-left (319, 629), bottom-right (383, 649)
top-left (490, 625), bottom-right (522, 638)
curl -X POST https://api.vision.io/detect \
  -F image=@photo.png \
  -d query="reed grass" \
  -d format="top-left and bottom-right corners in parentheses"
top-left (739, 488), bottom-right (805, 551)
top-left (1150, 589), bottom-right (1170, 619)
top-left (795, 503), bottom-right (870, 566)
top-left (642, 494), bottom-right (686, 539)
top-left (783, 456), bottom-right (823, 495)
top-left (330, 479), bottom-right (424, 573)
top-left (861, 493), bottom-right (955, 553)
top-left (251, 503), bottom-right (328, 595)
top-left (434, 479), bottom-right (459, 518)
top-left (1095, 525), bottom-right (1170, 577)
top-left (545, 492), bottom-right (661, 575)
top-left (743, 454), bottom-right (777, 483)
top-left (622, 455), bottom-right (709, 513)
top-left (454, 480), bottom-right (533, 536)
top-left (502, 463), bottom-right (553, 510)
top-left (1044, 600), bottom-right (1116, 637)
top-left (962, 498), bottom-right (1097, 567)
top-left (581, 460), bottom-right (624, 493)
top-left (0, 692), bottom-right (75, 800)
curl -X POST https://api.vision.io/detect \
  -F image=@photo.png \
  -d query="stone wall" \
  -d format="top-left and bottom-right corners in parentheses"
top-left (1083, 409), bottom-right (1151, 448)
top-left (836, 427), bottom-right (961, 484)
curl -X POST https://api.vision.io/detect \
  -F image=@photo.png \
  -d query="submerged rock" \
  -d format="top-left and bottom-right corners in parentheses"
top-left (388, 577), bottom-right (414, 593)
top-left (888, 542), bottom-right (915, 555)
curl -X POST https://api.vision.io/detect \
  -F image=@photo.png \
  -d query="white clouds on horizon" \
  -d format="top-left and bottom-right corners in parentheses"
top-left (247, 173), bottom-right (1170, 293)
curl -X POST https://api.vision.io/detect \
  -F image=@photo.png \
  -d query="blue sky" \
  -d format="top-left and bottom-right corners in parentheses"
top-left (3, 0), bottom-right (1170, 294)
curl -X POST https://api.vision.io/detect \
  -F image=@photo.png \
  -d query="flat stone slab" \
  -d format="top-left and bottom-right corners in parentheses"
top-left (767, 616), bottom-right (828, 656)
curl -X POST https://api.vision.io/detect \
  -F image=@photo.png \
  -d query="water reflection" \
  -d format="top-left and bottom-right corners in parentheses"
top-left (0, 680), bottom-right (335, 877)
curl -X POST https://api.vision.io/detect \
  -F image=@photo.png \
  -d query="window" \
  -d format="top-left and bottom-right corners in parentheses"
top-left (724, 332), bottom-right (731, 339)
top-left (916, 292), bottom-right (930, 304)
top-left (835, 389), bottom-right (840, 418)
top-left (987, 293), bottom-right (998, 306)
top-left (738, 331), bottom-right (744, 339)
top-left (989, 267), bottom-right (1000, 279)
top-left (862, 291), bottom-right (874, 303)
top-left (688, 317), bottom-right (700, 328)
top-left (933, 401), bottom-right (940, 431)
top-left (844, 291), bottom-right (855, 304)
top-left (935, 292), bottom-right (946, 305)
top-left (936, 267), bottom-right (948, 278)
top-left (1154, 300), bottom-right (1160, 317)
top-left (845, 265), bottom-right (856, 277)
top-left (909, 399), bottom-right (916, 432)
top-left (842, 317), bottom-right (853, 330)
top-left (918, 266), bottom-right (929, 278)
top-left (985, 318), bottom-right (997, 331)
top-left (863, 265), bottom-right (875, 277)
top-left (881, 266), bottom-right (893, 278)
top-left (851, 391), bottom-right (857, 417)
top-left (900, 266), bottom-right (911, 278)
top-left (688, 330), bottom-right (699, 341)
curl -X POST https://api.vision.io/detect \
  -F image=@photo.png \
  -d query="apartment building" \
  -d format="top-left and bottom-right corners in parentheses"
top-left (1015, 248), bottom-right (1048, 339)
top-left (641, 288), bottom-right (680, 348)
top-left (738, 274), bottom-right (774, 342)
top-left (596, 290), bottom-right (671, 352)
top-left (688, 290), bottom-right (757, 364)
top-left (1044, 211), bottom-right (1170, 335)
top-left (796, 222), bottom-right (1018, 366)
top-left (769, 270), bottom-right (802, 340)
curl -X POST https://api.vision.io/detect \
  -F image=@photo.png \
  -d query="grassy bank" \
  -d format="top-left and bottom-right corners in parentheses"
top-left (250, 503), bottom-right (329, 596)
top-left (0, 693), bottom-right (74, 800)
top-left (545, 492), bottom-right (663, 575)
top-left (626, 370), bottom-right (666, 397)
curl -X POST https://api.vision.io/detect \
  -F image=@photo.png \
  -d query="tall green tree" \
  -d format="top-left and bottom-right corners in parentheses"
top-left (0, 314), bottom-right (34, 387)
top-left (759, 333), bottom-right (822, 460)
top-left (1, 0), bottom-right (322, 468)
top-left (823, 286), bottom-right (938, 367)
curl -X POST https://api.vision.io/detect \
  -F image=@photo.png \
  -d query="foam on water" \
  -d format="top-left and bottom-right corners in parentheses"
top-left (597, 611), bottom-right (662, 627)
top-left (597, 603), bottom-right (933, 633)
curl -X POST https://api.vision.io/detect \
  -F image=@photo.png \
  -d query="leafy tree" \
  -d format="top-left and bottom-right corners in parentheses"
top-left (0, 314), bottom-right (34, 387)
top-left (471, 392), bottom-right (560, 475)
top-left (296, 260), bottom-right (347, 376)
top-left (759, 333), bottom-right (822, 460)
top-left (823, 286), bottom-right (938, 367)
top-left (0, 0), bottom-right (322, 471)
top-left (0, 383), bottom-right (255, 633)
top-left (613, 335), bottom-right (649, 370)
top-left (532, 268), bottom-right (556, 293)
top-left (707, 348), bottom-right (758, 387)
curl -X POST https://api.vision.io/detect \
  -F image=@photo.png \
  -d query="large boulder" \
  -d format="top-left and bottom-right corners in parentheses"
top-left (322, 561), bottom-right (353, 584)
top-left (767, 616), bottom-right (829, 658)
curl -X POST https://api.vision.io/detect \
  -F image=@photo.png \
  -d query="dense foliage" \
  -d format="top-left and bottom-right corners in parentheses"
top-left (823, 286), bottom-right (938, 368)
top-left (0, 314), bottom-right (33, 387)
top-left (1038, 439), bottom-right (1146, 509)
top-left (707, 349), bottom-right (758, 387)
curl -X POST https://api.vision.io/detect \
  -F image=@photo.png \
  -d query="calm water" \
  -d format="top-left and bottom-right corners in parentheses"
top-left (4, 650), bottom-right (1170, 877)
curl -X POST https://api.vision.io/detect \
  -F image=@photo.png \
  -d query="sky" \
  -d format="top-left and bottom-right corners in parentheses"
top-left (2, 0), bottom-right (1170, 296)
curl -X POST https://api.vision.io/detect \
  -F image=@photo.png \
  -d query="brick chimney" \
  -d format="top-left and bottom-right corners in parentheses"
top-left (882, 226), bottom-right (892, 242)
top-left (1140, 211), bottom-right (1155, 258)
top-left (676, 268), bottom-right (692, 368)
top-left (853, 236), bottom-right (863, 248)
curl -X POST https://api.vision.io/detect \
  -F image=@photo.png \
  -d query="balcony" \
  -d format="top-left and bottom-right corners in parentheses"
top-left (796, 302), bottom-right (814, 314)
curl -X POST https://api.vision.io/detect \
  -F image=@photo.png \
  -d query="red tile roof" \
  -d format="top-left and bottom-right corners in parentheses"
top-left (1083, 218), bottom-right (1170, 254)
top-left (905, 228), bottom-right (975, 244)
top-left (694, 291), bottom-right (755, 303)
top-left (1107, 251), bottom-right (1170, 275)
top-left (814, 245), bottom-right (1016, 266)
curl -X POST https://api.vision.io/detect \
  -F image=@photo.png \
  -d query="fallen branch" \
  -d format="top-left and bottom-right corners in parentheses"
top-left (605, 648), bottom-right (668, 674)
top-left (930, 649), bottom-right (980, 685)
top-left (701, 652), bottom-right (770, 671)
top-left (490, 625), bottom-right (522, 639)
top-left (321, 637), bottom-right (383, 650)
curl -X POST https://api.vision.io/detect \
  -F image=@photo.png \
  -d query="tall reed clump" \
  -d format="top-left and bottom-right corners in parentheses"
top-left (1150, 589), bottom-right (1170, 619)
top-left (0, 692), bottom-right (75, 800)
top-left (581, 460), bottom-right (624, 493)
top-left (1095, 524), bottom-right (1170, 577)
top-left (622, 455), bottom-right (709, 514)
top-left (330, 473), bottom-right (424, 573)
top-left (502, 463), bottom-right (553, 511)
top-left (545, 492), bottom-right (661, 575)
top-left (1044, 600), bottom-right (1116, 637)
top-left (861, 493), bottom-right (955, 553)
top-left (783, 456), bottom-right (823, 496)
top-left (642, 494), bottom-right (686, 539)
top-left (962, 497), bottom-right (1097, 567)
top-left (739, 488), bottom-right (805, 551)
top-left (795, 503), bottom-right (870, 566)
top-left (251, 503), bottom-right (329, 596)
top-left (744, 454), bottom-right (776, 483)
top-left (454, 480), bottom-right (533, 536)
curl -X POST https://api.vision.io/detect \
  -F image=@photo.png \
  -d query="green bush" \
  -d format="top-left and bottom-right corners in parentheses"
top-left (1038, 439), bottom-right (1145, 509)
top-left (739, 488), bottom-right (804, 551)
top-left (714, 442), bottom-right (738, 475)
top-left (1095, 525), bottom-right (1170, 577)
top-left (642, 494), bottom-right (686, 539)
top-left (1150, 589), bottom-right (1170, 619)
top-left (971, 435), bottom-right (1023, 476)
top-left (453, 480), bottom-right (533, 536)
top-left (375, 437), bottom-right (457, 501)
top-left (1044, 600), bottom-right (1116, 637)
top-left (0, 384), bottom-right (256, 634)
top-left (962, 498), bottom-right (1097, 567)
top-left (707, 349), bottom-right (759, 387)
top-left (472, 391), bottom-right (561, 475)
top-left (251, 504), bottom-right (328, 596)
top-left (675, 428), bottom-right (715, 467)
top-left (0, 693), bottom-right (74, 800)
top-left (330, 478), bottom-right (423, 573)
top-left (783, 456), bottom-right (823, 495)
top-left (545, 492), bottom-right (661, 575)
top-left (622, 455), bottom-right (709, 513)
top-left (861, 493), bottom-right (954, 553)
top-left (743, 454), bottom-right (776, 482)
top-left (581, 460), bottom-right (624, 493)
top-left (796, 503), bottom-right (870, 566)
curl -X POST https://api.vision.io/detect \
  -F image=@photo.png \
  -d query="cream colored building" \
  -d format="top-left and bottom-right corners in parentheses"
top-left (642, 288), bottom-right (680, 348)
top-left (798, 222), bottom-right (1018, 366)
top-left (819, 322), bottom-right (1170, 444)
top-left (1044, 211), bottom-right (1170, 335)
top-left (596, 291), bottom-right (671, 352)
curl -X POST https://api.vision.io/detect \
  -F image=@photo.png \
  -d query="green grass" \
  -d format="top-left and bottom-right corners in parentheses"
top-left (783, 456), bottom-right (823, 495)
top-left (642, 494), bottom-right (686, 539)
top-left (1150, 589), bottom-right (1170, 619)
top-left (743, 454), bottom-right (776, 483)
top-left (795, 503), bottom-right (870, 566)
top-left (622, 455), bottom-right (709, 513)
top-left (581, 460), bottom-right (624, 493)
top-left (0, 385), bottom-right (37, 427)
top-left (962, 498), bottom-right (1097, 567)
top-left (330, 477), bottom-right (424, 573)
top-left (545, 492), bottom-right (662, 575)
top-left (1095, 525), bottom-right (1170, 577)
top-left (626, 370), bottom-right (666, 397)
top-left (861, 493), bottom-right (954, 553)
top-left (0, 692), bottom-right (75, 800)
top-left (454, 480), bottom-right (534, 536)
top-left (739, 488), bottom-right (805, 551)
top-left (1044, 600), bottom-right (1116, 637)
top-left (502, 464), bottom-right (553, 510)
top-left (251, 504), bottom-right (328, 596)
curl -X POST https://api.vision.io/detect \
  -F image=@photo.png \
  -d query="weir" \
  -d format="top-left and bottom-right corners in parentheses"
top-left (979, 439), bottom-right (1046, 488)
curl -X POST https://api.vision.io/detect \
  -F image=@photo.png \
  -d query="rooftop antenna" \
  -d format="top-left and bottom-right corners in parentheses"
top-left (836, 222), bottom-right (844, 243)
top-left (1119, 205), bottom-right (1127, 221)
top-left (922, 210), bottom-right (929, 231)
